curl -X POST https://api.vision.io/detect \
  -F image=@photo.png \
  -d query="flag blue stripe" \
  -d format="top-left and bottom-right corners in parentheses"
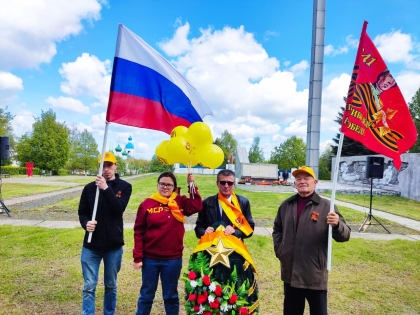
top-left (110, 57), bottom-right (202, 123)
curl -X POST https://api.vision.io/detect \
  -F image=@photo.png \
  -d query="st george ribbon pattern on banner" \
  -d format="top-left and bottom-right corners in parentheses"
top-left (341, 21), bottom-right (417, 170)
top-left (106, 24), bottom-right (212, 134)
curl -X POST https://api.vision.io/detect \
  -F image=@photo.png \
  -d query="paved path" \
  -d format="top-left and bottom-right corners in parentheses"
top-left (0, 218), bottom-right (418, 241)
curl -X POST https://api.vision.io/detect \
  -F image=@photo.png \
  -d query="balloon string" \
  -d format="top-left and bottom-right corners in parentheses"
top-left (188, 161), bottom-right (195, 200)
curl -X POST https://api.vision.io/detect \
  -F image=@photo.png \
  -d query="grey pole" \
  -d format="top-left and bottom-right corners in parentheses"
top-left (306, 0), bottom-right (326, 178)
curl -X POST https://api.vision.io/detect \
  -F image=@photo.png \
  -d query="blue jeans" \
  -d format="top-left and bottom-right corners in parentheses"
top-left (81, 246), bottom-right (123, 315)
top-left (136, 257), bottom-right (182, 315)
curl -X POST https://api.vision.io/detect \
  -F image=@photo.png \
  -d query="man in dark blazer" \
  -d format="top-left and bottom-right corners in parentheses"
top-left (195, 169), bottom-right (254, 240)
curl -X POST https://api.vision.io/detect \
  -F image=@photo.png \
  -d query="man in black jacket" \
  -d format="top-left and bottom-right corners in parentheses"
top-left (195, 169), bottom-right (254, 240)
top-left (78, 152), bottom-right (132, 315)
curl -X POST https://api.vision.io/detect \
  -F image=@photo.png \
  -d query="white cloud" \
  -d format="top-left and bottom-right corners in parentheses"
top-left (159, 22), bottom-right (191, 56)
top-left (396, 71), bottom-right (420, 102)
top-left (0, 0), bottom-right (102, 70)
top-left (12, 110), bottom-right (35, 137)
top-left (59, 53), bottom-right (111, 106)
top-left (283, 120), bottom-right (307, 138)
top-left (46, 96), bottom-right (90, 114)
top-left (374, 30), bottom-right (420, 69)
top-left (320, 139), bottom-right (333, 154)
top-left (0, 71), bottom-right (23, 102)
top-left (290, 60), bottom-right (309, 76)
top-left (325, 44), bottom-right (348, 56)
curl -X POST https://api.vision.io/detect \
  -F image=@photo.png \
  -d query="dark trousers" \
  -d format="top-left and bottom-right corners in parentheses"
top-left (283, 282), bottom-right (327, 315)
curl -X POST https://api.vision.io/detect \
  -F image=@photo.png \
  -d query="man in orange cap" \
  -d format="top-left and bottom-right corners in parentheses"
top-left (78, 152), bottom-right (132, 315)
top-left (273, 166), bottom-right (350, 315)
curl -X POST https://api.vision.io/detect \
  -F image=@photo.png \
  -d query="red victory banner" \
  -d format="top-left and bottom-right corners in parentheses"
top-left (341, 21), bottom-right (417, 170)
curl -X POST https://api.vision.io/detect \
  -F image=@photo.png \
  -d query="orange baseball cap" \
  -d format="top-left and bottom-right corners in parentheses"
top-left (98, 152), bottom-right (117, 164)
top-left (292, 166), bottom-right (316, 180)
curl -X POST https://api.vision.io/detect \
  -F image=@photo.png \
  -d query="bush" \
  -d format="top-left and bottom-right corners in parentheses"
top-left (0, 166), bottom-right (41, 175)
top-left (58, 169), bottom-right (69, 176)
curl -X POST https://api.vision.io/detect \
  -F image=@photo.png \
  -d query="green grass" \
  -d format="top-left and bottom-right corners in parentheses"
top-left (1, 183), bottom-right (73, 199)
top-left (321, 192), bottom-right (420, 221)
top-left (50, 177), bottom-right (96, 185)
top-left (0, 226), bottom-right (418, 314)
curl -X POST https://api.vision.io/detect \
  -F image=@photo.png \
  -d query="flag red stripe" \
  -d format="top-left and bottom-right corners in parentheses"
top-left (106, 91), bottom-right (192, 134)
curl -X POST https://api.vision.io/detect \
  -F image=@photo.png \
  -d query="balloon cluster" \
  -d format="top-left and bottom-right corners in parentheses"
top-left (155, 122), bottom-right (224, 169)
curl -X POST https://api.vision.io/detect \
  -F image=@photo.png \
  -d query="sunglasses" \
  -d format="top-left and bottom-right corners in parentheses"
top-left (219, 181), bottom-right (234, 186)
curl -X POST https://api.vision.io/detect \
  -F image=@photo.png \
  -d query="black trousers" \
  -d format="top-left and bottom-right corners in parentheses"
top-left (283, 282), bottom-right (327, 315)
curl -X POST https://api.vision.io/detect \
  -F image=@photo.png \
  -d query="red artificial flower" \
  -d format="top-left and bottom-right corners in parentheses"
top-left (193, 305), bottom-right (199, 312)
top-left (197, 291), bottom-right (208, 304)
top-left (202, 275), bottom-right (211, 286)
top-left (203, 312), bottom-right (213, 315)
top-left (239, 307), bottom-right (248, 315)
top-left (188, 293), bottom-right (196, 301)
top-left (229, 294), bottom-right (238, 304)
top-left (210, 298), bottom-right (220, 309)
top-left (214, 285), bottom-right (222, 296)
top-left (188, 270), bottom-right (197, 280)
top-left (311, 211), bottom-right (319, 222)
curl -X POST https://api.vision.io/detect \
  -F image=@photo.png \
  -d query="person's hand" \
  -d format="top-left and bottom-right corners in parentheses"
top-left (327, 212), bottom-right (339, 227)
top-left (224, 225), bottom-right (235, 235)
top-left (133, 261), bottom-right (142, 270)
top-left (86, 220), bottom-right (97, 232)
top-left (187, 173), bottom-right (195, 185)
top-left (96, 175), bottom-right (108, 190)
top-left (205, 227), bottom-right (214, 234)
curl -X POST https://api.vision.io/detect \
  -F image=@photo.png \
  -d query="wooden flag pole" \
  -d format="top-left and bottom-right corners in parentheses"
top-left (327, 132), bottom-right (344, 270)
top-left (87, 122), bottom-right (110, 243)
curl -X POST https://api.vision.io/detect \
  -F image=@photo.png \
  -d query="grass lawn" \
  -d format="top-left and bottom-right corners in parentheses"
top-left (1, 183), bottom-right (73, 199)
top-left (0, 226), bottom-right (418, 314)
top-left (321, 192), bottom-right (420, 221)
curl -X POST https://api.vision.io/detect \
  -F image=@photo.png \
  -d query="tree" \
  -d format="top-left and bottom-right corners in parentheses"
top-left (408, 87), bottom-right (420, 152)
top-left (67, 129), bottom-right (99, 174)
top-left (116, 156), bottom-right (128, 175)
top-left (214, 130), bottom-right (237, 166)
top-left (319, 146), bottom-right (333, 180)
top-left (331, 105), bottom-right (375, 156)
top-left (15, 110), bottom-right (70, 174)
top-left (270, 136), bottom-right (306, 170)
top-left (248, 137), bottom-right (264, 163)
top-left (150, 155), bottom-right (173, 172)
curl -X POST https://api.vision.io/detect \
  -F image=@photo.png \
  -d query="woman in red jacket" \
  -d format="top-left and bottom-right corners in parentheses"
top-left (133, 171), bottom-right (202, 315)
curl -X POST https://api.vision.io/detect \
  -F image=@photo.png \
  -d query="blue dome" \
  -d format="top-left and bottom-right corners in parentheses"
top-left (128, 136), bottom-right (133, 141)
top-left (125, 142), bottom-right (134, 149)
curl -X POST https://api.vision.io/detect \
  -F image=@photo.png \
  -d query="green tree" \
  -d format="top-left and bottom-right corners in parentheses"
top-left (318, 146), bottom-right (333, 180)
top-left (331, 105), bottom-right (375, 156)
top-left (115, 156), bottom-right (128, 176)
top-left (67, 129), bottom-right (99, 174)
top-left (15, 110), bottom-right (70, 174)
top-left (248, 137), bottom-right (264, 163)
top-left (0, 108), bottom-right (15, 165)
top-left (150, 155), bottom-right (173, 173)
top-left (270, 136), bottom-right (306, 170)
top-left (408, 87), bottom-right (420, 152)
top-left (214, 130), bottom-right (237, 166)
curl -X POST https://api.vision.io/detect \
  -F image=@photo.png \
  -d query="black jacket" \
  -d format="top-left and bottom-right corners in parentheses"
top-left (194, 194), bottom-right (254, 240)
top-left (78, 174), bottom-right (132, 251)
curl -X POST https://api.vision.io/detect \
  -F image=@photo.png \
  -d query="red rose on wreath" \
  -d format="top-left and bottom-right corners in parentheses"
top-left (188, 270), bottom-right (196, 280)
top-left (311, 211), bottom-right (319, 222)
top-left (203, 312), bottom-right (213, 315)
top-left (202, 274), bottom-right (211, 286)
top-left (239, 307), bottom-right (248, 315)
top-left (197, 291), bottom-right (208, 304)
top-left (214, 285), bottom-right (222, 296)
top-left (188, 293), bottom-right (196, 301)
top-left (210, 298), bottom-right (220, 309)
top-left (193, 305), bottom-right (199, 312)
top-left (229, 294), bottom-right (238, 304)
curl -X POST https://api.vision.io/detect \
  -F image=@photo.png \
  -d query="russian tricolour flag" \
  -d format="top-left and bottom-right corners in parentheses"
top-left (106, 24), bottom-right (212, 134)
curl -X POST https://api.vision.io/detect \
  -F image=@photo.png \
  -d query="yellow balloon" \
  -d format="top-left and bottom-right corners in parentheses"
top-left (155, 140), bottom-right (173, 165)
top-left (197, 144), bottom-right (224, 169)
top-left (186, 122), bottom-right (213, 148)
top-left (167, 137), bottom-right (189, 164)
top-left (170, 125), bottom-right (188, 138)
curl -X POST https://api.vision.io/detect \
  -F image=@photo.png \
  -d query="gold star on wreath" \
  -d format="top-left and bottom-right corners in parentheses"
top-left (206, 237), bottom-right (235, 268)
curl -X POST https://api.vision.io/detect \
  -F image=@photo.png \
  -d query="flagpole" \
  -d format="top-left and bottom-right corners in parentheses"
top-left (327, 132), bottom-right (344, 270)
top-left (87, 121), bottom-right (111, 243)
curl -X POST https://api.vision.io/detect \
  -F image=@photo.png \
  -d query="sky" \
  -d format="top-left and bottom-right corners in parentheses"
top-left (1, 0), bottom-right (420, 161)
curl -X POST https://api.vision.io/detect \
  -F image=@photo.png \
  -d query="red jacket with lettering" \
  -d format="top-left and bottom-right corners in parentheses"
top-left (133, 188), bottom-right (202, 263)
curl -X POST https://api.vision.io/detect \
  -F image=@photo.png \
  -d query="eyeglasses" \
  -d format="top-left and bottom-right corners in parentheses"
top-left (219, 181), bottom-right (234, 186)
top-left (158, 182), bottom-right (174, 188)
